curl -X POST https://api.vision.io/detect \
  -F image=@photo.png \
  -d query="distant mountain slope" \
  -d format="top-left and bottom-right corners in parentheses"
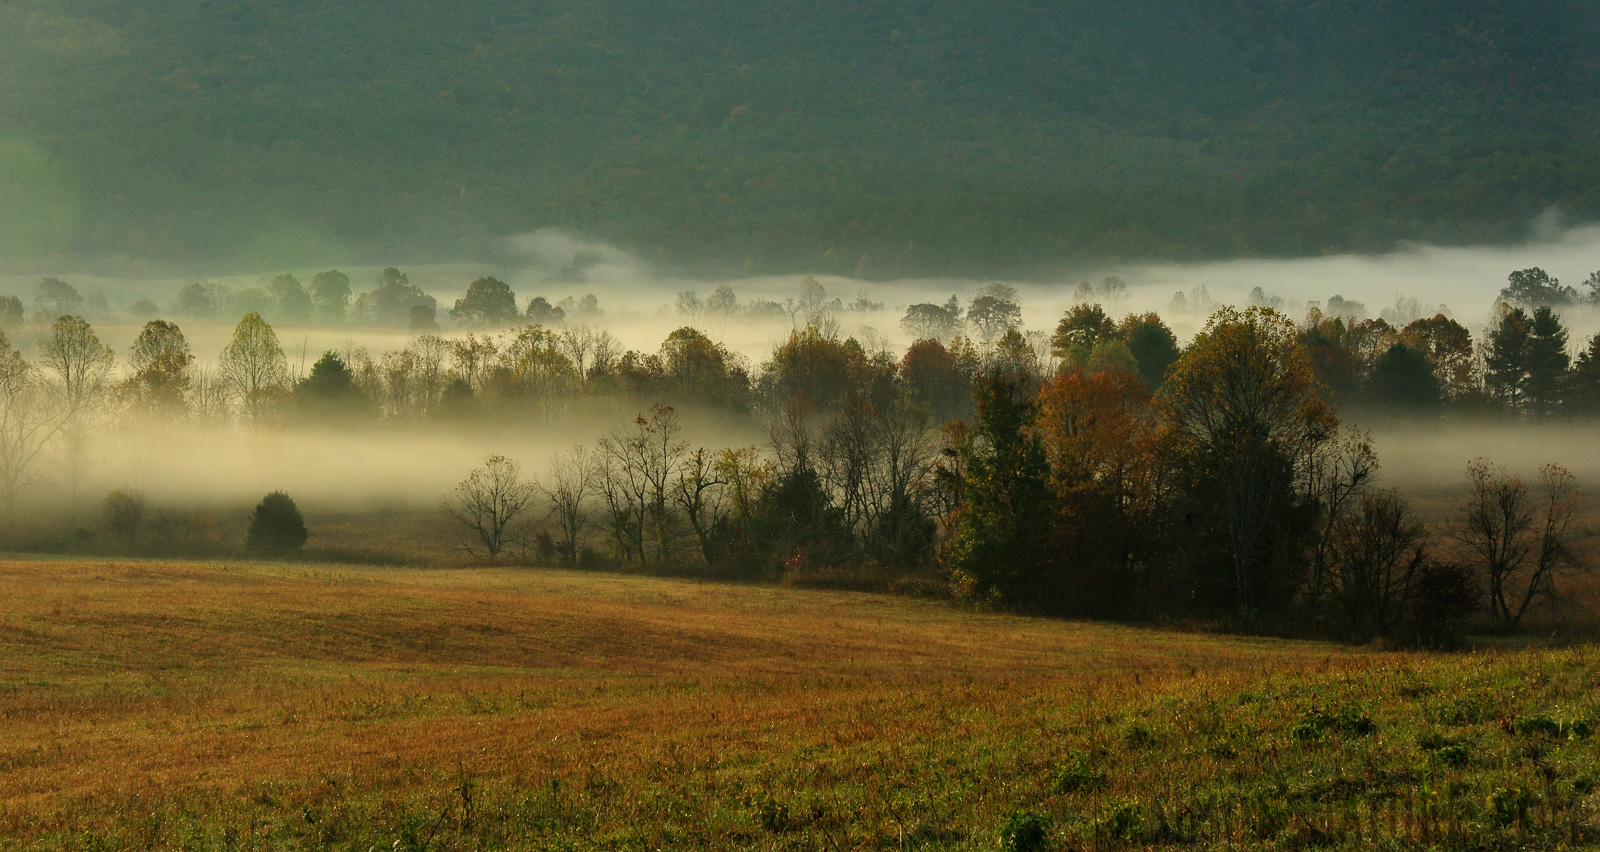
top-left (1, 0), bottom-right (1597, 275)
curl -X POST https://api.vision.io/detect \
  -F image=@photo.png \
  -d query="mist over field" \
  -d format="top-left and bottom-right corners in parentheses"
top-left (3, 222), bottom-right (1599, 517)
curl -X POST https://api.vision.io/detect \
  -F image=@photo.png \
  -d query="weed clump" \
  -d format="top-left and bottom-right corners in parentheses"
top-left (1051, 755), bottom-right (1108, 793)
top-left (1291, 706), bottom-right (1376, 741)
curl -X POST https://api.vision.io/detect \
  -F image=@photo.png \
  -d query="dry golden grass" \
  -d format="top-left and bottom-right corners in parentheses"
top-left (0, 557), bottom-right (1594, 850)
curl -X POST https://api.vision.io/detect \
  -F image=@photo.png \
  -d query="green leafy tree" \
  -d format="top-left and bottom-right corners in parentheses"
top-left (246, 491), bottom-right (308, 556)
top-left (0, 296), bottom-right (22, 331)
top-left (123, 320), bottom-right (194, 421)
top-left (1500, 268), bottom-right (1577, 309)
top-left (310, 270), bottom-right (352, 323)
top-left (218, 311), bottom-right (289, 425)
top-left (526, 296), bottom-right (566, 324)
top-left (1051, 303), bottom-right (1117, 363)
top-left (269, 274), bottom-right (312, 324)
top-left (1120, 313), bottom-right (1180, 388)
top-left (366, 268), bottom-right (436, 327)
top-left (450, 276), bottom-right (520, 327)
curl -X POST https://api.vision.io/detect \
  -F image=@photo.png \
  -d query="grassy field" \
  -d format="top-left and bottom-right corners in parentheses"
top-left (0, 558), bottom-right (1596, 850)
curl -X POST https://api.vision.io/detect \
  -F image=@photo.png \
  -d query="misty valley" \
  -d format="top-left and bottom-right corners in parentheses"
top-left (4, 259), bottom-right (1600, 636)
top-left (6, 1), bottom-right (1600, 844)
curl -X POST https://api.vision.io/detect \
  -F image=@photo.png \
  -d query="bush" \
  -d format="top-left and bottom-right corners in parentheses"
top-left (103, 489), bottom-right (147, 547)
top-left (1406, 561), bottom-right (1480, 648)
top-left (998, 810), bottom-right (1050, 852)
top-left (246, 491), bottom-right (308, 556)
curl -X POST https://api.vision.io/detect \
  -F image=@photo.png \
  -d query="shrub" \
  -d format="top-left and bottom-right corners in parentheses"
top-left (998, 810), bottom-right (1050, 852)
top-left (246, 491), bottom-right (308, 556)
top-left (1292, 705), bottom-right (1376, 741)
top-left (103, 489), bottom-right (147, 547)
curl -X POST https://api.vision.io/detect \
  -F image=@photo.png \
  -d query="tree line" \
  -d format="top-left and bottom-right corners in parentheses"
top-left (4, 267), bottom-right (1597, 644)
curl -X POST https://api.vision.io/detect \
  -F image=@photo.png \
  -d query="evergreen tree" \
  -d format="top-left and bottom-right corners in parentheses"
top-left (1524, 306), bottom-right (1570, 417)
top-left (1484, 305), bottom-right (1533, 412)
top-left (1567, 332), bottom-right (1600, 415)
top-left (295, 351), bottom-right (368, 419)
top-left (1365, 342), bottom-right (1442, 413)
top-left (942, 374), bottom-right (1053, 608)
top-left (246, 491), bottom-right (308, 556)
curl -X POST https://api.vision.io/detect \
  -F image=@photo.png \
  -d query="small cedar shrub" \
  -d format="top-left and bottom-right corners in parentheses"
top-left (247, 491), bottom-right (308, 556)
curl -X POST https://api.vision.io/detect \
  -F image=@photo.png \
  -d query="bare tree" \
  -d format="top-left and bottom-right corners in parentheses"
top-left (706, 284), bottom-right (740, 336)
top-left (676, 290), bottom-right (704, 325)
top-left (596, 405), bottom-right (685, 565)
top-left (444, 454), bottom-right (540, 559)
top-left (407, 334), bottom-right (452, 416)
top-left (103, 488), bottom-right (147, 547)
top-left (1452, 460), bottom-right (1585, 629)
top-left (779, 298), bottom-right (803, 330)
top-left (675, 446), bottom-right (728, 566)
top-left (0, 332), bottom-right (65, 520)
top-left (542, 445), bottom-right (594, 567)
top-left (1327, 489), bottom-right (1427, 639)
top-left (1302, 430), bottom-right (1379, 608)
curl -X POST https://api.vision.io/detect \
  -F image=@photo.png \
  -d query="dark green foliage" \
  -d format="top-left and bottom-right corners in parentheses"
top-left (1525, 306), bottom-right (1571, 417)
top-left (0, 295), bottom-right (22, 330)
top-left (310, 270), bottom-right (352, 324)
top-left (4, 2), bottom-right (1599, 271)
top-left (450, 277), bottom-right (520, 328)
top-left (1487, 305), bottom-right (1571, 417)
top-left (269, 274), bottom-right (312, 324)
top-left (295, 352), bottom-right (368, 419)
top-left (525, 297), bottom-right (565, 325)
top-left (1500, 268), bottom-right (1578, 309)
top-left (1051, 756), bottom-right (1108, 793)
top-left (1123, 315), bottom-right (1180, 389)
top-left (246, 491), bottom-right (308, 556)
top-left (1364, 342), bottom-right (1441, 412)
top-left (1567, 332), bottom-right (1600, 415)
top-left (365, 269), bottom-right (436, 328)
top-left (1484, 306), bottom-right (1533, 411)
top-left (997, 811), bottom-right (1050, 852)
top-left (1291, 706), bottom-right (1376, 741)
top-left (942, 375), bottom-right (1053, 608)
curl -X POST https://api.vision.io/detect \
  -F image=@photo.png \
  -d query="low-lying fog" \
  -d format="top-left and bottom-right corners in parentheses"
top-left (3, 224), bottom-right (1599, 518)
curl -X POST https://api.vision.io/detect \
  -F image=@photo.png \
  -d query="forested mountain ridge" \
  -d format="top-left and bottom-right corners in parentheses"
top-left (1, 0), bottom-right (1597, 275)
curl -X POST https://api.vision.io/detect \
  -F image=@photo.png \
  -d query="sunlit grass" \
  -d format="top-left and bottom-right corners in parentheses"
top-left (0, 557), bottom-right (1594, 849)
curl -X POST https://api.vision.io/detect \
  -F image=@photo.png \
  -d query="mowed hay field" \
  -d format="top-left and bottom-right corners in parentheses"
top-left (0, 560), bottom-right (1597, 851)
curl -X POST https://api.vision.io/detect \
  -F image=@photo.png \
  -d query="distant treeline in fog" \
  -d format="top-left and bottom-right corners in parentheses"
top-left (3, 265), bottom-right (1600, 643)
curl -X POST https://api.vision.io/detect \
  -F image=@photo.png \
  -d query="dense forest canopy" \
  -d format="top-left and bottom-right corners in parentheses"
top-left (1, 0), bottom-right (1598, 274)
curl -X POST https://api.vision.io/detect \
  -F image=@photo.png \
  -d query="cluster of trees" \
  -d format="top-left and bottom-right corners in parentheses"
top-left (9, 264), bottom-right (1596, 641)
top-left (443, 304), bottom-right (1588, 642)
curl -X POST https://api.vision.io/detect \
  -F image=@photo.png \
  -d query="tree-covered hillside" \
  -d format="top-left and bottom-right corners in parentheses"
top-left (1, 0), bottom-right (1597, 275)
